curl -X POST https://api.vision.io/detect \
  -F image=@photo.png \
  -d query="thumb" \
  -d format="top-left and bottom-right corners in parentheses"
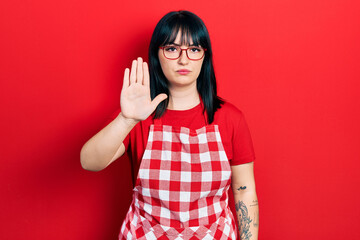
top-left (150, 93), bottom-right (168, 110)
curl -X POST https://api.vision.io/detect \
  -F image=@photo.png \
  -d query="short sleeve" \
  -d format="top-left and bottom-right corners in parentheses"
top-left (230, 111), bottom-right (256, 165)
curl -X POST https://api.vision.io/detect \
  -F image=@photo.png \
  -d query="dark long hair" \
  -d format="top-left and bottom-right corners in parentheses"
top-left (148, 10), bottom-right (224, 124)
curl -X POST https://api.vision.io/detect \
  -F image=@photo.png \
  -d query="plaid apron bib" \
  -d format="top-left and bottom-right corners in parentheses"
top-left (119, 117), bottom-right (237, 240)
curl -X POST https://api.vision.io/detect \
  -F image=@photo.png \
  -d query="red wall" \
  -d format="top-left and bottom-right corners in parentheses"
top-left (1, 0), bottom-right (359, 239)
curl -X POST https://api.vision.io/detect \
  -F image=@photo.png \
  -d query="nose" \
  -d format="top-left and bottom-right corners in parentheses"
top-left (178, 49), bottom-right (189, 65)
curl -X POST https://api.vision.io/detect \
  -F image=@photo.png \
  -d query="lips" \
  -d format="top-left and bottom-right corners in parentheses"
top-left (177, 69), bottom-right (191, 75)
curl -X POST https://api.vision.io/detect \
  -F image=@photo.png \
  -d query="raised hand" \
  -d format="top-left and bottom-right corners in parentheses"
top-left (120, 57), bottom-right (167, 123)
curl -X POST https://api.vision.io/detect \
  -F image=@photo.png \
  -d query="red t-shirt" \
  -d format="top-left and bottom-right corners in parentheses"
top-left (109, 101), bottom-right (255, 178)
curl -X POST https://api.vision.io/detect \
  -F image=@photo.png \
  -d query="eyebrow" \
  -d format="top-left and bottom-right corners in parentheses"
top-left (165, 43), bottom-right (200, 47)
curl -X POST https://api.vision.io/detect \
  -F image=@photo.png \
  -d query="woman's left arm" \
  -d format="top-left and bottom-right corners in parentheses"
top-left (231, 161), bottom-right (259, 240)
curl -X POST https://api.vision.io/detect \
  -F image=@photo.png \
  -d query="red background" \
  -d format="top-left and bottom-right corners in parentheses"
top-left (1, 0), bottom-right (359, 239)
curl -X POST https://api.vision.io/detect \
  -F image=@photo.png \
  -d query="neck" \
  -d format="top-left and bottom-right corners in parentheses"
top-left (167, 82), bottom-right (200, 110)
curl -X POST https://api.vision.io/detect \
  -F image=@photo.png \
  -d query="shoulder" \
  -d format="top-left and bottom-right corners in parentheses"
top-left (213, 100), bottom-right (251, 138)
top-left (212, 100), bottom-right (255, 164)
top-left (215, 100), bottom-right (246, 122)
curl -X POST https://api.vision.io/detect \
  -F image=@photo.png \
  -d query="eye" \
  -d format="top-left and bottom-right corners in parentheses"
top-left (189, 47), bottom-right (202, 53)
top-left (164, 46), bottom-right (178, 52)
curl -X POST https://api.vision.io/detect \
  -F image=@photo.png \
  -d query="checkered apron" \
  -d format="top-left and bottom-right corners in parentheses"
top-left (119, 117), bottom-right (237, 240)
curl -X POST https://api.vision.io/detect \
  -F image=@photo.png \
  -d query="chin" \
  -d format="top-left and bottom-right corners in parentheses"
top-left (170, 81), bottom-right (196, 88)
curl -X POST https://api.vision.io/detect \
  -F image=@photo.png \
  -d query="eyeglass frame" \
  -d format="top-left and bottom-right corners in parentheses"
top-left (159, 45), bottom-right (207, 61)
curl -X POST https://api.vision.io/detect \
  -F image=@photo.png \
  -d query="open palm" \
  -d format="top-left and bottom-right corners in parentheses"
top-left (120, 58), bottom-right (167, 122)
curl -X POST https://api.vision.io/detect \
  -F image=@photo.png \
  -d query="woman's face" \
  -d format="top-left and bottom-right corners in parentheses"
top-left (158, 31), bottom-right (204, 89)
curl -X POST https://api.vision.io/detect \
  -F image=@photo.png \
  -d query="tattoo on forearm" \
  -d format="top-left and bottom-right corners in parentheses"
top-left (237, 186), bottom-right (247, 191)
top-left (250, 200), bottom-right (259, 227)
top-left (253, 212), bottom-right (259, 227)
top-left (235, 201), bottom-right (252, 240)
top-left (250, 199), bottom-right (258, 207)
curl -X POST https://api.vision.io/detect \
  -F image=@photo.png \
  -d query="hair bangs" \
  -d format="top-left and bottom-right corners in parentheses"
top-left (161, 21), bottom-right (202, 47)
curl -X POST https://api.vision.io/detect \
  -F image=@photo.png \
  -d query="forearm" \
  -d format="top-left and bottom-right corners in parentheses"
top-left (233, 191), bottom-right (259, 240)
top-left (80, 112), bottom-right (138, 171)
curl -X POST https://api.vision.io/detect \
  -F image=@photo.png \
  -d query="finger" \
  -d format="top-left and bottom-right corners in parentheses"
top-left (130, 60), bottom-right (137, 84)
top-left (122, 68), bottom-right (130, 90)
top-left (143, 62), bottom-right (150, 86)
top-left (136, 57), bottom-right (143, 84)
top-left (151, 93), bottom-right (168, 110)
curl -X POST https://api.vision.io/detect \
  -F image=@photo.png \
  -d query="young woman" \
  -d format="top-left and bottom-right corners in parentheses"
top-left (81, 10), bottom-right (259, 240)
